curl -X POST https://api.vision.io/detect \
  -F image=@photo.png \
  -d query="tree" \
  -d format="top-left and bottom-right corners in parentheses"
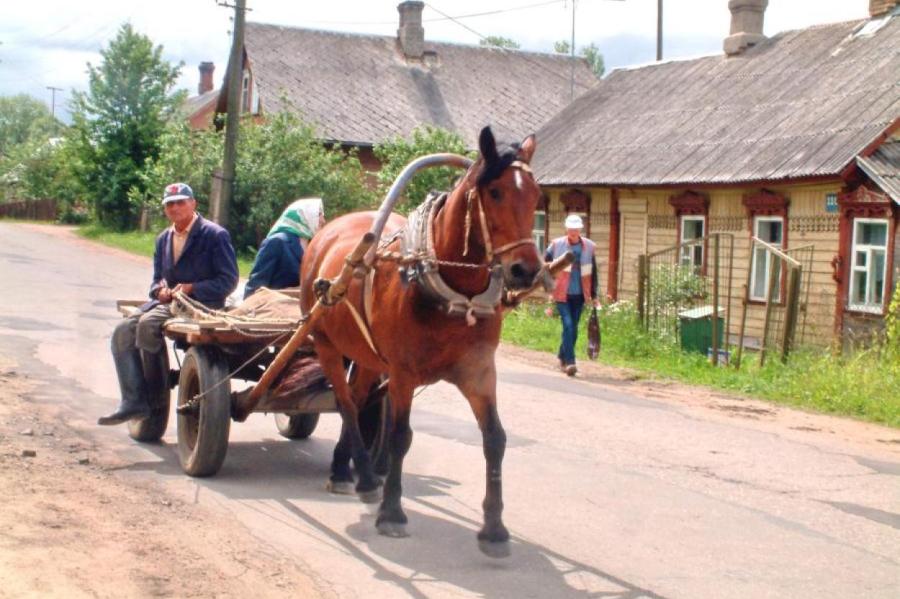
top-left (553, 40), bottom-right (571, 54)
top-left (0, 94), bottom-right (62, 157)
top-left (581, 43), bottom-right (605, 78)
top-left (69, 24), bottom-right (183, 229)
top-left (374, 126), bottom-right (474, 215)
top-left (479, 36), bottom-right (520, 50)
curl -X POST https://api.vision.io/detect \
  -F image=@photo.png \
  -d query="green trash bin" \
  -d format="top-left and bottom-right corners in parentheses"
top-left (678, 306), bottom-right (724, 355)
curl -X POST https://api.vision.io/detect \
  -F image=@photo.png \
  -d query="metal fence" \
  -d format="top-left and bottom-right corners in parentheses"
top-left (637, 233), bottom-right (735, 362)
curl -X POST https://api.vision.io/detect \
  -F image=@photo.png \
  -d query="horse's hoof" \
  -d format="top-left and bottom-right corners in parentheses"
top-left (478, 539), bottom-right (511, 559)
top-left (358, 486), bottom-right (382, 504)
top-left (377, 521), bottom-right (408, 538)
top-left (326, 480), bottom-right (355, 495)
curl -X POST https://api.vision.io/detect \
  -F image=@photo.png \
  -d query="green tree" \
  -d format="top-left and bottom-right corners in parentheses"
top-left (581, 42), bottom-right (605, 77)
top-left (230, 111), bottom-right (376, 251)
top-left (69, 23), bottom-right (183, 229)
top-left (373, 126), bottom-right (474, 215)
top-left (553, 40), bottom-right (571, 54)
top-left (0, 94), bottom-right (62, 157)
top-left (479, 36), bottom-right (520, 50)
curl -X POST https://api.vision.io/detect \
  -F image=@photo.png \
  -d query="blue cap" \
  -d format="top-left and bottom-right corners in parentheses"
top-left (162, 182), bottom-right (194, 204)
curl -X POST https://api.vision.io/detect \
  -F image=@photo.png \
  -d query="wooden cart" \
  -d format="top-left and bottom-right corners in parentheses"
top-left (115, 297), bottom-right (388, 478)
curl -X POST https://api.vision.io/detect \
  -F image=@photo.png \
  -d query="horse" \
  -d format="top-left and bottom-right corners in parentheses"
top-left (299, 126), bottom-right (542, 557)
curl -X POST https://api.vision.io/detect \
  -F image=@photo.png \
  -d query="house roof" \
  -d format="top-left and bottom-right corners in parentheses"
top-left (857, 139), bottom-right (900, 204)
top-left (533, 15), bottom-right (900, 187)
top-left (243, 22), bottom-right (598, 148)
top-left (182, 88), bottom-right (219, 119)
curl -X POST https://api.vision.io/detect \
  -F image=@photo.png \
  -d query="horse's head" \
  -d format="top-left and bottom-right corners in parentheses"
top-left (470, 126), bottom-right (542, 290)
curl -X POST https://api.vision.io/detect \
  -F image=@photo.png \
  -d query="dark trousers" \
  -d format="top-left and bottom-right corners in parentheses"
top-left (110, 304), bottom-right (172, 407)
top-left (556, 294), bottom-right (585, 366)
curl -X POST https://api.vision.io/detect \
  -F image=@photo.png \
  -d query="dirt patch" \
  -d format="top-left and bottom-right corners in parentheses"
top-left (0, 355), bottom-right (323, 598)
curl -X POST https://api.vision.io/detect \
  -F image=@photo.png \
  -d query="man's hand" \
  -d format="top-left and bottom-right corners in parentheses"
top-left (544, 305), bottom-right (554, 317)
top-left (157, 286), bottom-right (173, 304)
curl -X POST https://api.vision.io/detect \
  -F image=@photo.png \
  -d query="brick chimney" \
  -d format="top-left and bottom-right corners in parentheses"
top-left (869, 0), bottom-right (899, 17)
top-left (397, 1), bottom-right (425, 59)
top-left (724, 0), bottom-right (768, 56)
top-left (198, 62), bottom-right (215, 95)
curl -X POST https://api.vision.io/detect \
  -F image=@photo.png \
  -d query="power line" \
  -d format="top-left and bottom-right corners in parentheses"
top-left (293, 0), bottom-right (567, 27)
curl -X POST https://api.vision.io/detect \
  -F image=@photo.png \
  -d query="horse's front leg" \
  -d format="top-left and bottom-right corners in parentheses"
top-left (315, 340), bottom-right (381, 503)
top-left (376, 374), bottom-right (414, 538)
top-left (457, 361), bottom-right (510, 558)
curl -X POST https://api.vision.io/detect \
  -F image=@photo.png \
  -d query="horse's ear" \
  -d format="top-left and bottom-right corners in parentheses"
top-left (519, 134), bottom-right (536, 163)
top-left (479, 126), bottom-right (499, 164)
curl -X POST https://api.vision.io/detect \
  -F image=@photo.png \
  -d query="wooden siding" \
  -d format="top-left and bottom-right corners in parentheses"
top-left (542, 179), bottom-right (851, 346)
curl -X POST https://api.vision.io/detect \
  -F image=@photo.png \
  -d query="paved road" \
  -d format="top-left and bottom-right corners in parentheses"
top-left (1, 222), bottom-right (899, 599)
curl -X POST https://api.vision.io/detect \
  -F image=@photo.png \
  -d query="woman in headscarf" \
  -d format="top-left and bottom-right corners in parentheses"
top-left (243, 198), bottom-right (325, 299)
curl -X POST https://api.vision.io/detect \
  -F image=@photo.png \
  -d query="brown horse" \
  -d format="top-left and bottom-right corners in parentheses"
top-left (299, 127), bottom-right (541, 557)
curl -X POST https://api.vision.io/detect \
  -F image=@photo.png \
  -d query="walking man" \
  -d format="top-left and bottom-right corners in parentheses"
top-left (99, 183), bottom-right (239, 425)
top-left (544, 214), bottom-right (599, 376)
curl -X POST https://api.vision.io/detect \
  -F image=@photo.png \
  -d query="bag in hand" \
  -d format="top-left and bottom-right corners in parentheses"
top-left (587, 307), bottom-right (601, 360)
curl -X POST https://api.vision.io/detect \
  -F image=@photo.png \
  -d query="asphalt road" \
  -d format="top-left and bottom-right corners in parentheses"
top-left (1, 222), bottom-right (898, 599)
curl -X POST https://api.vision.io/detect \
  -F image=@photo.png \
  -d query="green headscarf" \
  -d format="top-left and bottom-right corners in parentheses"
top-left (267, 198), bottom-right (325, 240)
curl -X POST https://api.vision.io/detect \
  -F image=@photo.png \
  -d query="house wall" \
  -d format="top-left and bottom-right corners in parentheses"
top-left (543, 180), bottom-right (846, 346)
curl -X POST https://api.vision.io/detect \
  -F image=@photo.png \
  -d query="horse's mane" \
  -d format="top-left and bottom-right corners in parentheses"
top-left (475, 140), bottom-right (521, 187)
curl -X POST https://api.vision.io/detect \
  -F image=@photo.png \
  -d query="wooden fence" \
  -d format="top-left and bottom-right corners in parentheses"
top-left (0, 199), bottom-right (57, 220)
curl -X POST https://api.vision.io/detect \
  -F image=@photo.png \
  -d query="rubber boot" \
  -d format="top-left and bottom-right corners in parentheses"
top-left (99, 348), bottom-right (150, 425)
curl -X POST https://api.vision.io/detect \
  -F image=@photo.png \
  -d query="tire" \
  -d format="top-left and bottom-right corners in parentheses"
top-left (176, 346), bottom-right (231, 477)
top-left (128, 349), bottom-right (171, 443)
top-left (274, 412), bottom-right (320, 439)
top-left (360, 390), bottom-right (390, 476)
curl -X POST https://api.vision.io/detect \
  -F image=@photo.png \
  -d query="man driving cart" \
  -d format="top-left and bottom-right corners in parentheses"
top-left (98, 182), bottom-right (239, 425)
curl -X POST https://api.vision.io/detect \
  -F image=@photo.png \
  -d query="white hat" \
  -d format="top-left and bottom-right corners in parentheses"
top-left (564, 214), bottom-right (584, 229)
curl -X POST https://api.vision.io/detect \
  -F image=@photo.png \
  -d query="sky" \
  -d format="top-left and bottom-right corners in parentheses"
top-left (0, 0), bottom-right (873, 123)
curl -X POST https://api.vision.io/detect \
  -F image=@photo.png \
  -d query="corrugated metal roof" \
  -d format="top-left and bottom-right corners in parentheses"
top-left (858, 139), bottom-right (900, 204)
top-left (534, 17), bottom-right (900, 187)
top-left (243, 23), bottom-right (598, 149)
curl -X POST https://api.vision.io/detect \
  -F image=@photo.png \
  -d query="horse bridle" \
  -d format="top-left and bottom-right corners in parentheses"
top-left (461, 160), bottom-right (537, 265)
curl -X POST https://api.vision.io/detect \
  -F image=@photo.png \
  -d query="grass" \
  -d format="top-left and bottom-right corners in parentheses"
top-left (502, 301), bottom-right (900, 428)
top-left (76, 223), bottom-right (254, 276)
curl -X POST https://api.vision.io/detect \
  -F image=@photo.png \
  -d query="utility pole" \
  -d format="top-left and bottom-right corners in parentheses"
top-left (657, 0), bottom-right (663, 61)
top-left (214, 0), bottom-right (247, 227)
top-left (46, 86), bottom-right (62, 119)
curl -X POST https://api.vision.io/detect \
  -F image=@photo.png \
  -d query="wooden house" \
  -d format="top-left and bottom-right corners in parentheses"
top-left (532, 0), bottom-right (900, 346)
top-left (187, 1), bottom-right (596, 171)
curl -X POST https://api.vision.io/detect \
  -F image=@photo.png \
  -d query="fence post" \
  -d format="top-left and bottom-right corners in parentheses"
top-left (711, 234), bottom-right (720, 365)
top-left (637, 254), bottom-right (647, 327)
top-left (759, 252), bottom-right (778, 368)
top-left (780, 265), bottom-right (802, 362)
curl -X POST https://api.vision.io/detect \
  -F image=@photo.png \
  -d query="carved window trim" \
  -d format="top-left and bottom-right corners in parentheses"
top-left (560, 188), bottom-right (592, 237)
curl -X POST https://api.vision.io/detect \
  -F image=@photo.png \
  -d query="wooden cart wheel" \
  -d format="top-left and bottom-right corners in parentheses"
top-left (274, 412), bottom-right (320, 439)
top-left (360, 390), bottom-right (390, 477)
top-left (128, 349), bottom-right (171, 442)
top-left (176, 346), bottom-right (231, 477)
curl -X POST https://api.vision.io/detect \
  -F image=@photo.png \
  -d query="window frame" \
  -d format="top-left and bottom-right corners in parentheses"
top-left (532, 210), bottom-right (547, 252)
top-left (749, 215), bottom-right (785, 302)
top-left (679, 215), bottom-right (706, 271)
top-left (847, 217), bottom-right (890, 313)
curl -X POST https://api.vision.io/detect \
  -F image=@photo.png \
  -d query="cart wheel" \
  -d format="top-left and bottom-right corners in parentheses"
top-left (128, 349), bottom-right (171, 442)
top-left (177, 346), bottom-right (231, 477)
top-left (360, 390), bottom-right (390, 477)
top-left (274, 412), bottom-right (320, 439)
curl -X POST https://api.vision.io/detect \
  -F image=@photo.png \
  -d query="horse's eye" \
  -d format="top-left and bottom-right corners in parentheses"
top-left (488, 188), bottom-right (501, 201)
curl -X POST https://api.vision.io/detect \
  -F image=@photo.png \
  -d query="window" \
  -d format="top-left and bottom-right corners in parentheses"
top-left (679, 216), bottom-right (705, 271)
top-left (532, 211), bottom-right (546, 251)
top-left (750, 216), bottom-right (784, 301)
top-left (848, 219), bottom-right (889, 312)
top-left (241, 71), bottom-right (251, 113)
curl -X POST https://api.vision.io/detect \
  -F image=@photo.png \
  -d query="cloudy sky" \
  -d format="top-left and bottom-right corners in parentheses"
top-left (0, 0), bottom-right (872, 122)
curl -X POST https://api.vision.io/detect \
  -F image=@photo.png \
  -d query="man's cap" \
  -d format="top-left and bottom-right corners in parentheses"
top-left (162, 182), bottom-right (194, 204)
top-left (564, 214), bottom-right (584, 229)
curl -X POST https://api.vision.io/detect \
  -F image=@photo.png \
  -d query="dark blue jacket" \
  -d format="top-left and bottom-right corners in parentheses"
top-left (149, 215), bottom-right (239, 309)
top-left (243, 231), bottom-right (303, 299)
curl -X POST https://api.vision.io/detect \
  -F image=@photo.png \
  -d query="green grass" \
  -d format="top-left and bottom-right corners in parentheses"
top-left (502, 302), bottom-right (900, 428)
top-left (76, 223), bottom-right (253, 276)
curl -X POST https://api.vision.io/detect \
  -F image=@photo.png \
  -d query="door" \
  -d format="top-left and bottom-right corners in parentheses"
top-left (618, 198), bottom-right (648, 298)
